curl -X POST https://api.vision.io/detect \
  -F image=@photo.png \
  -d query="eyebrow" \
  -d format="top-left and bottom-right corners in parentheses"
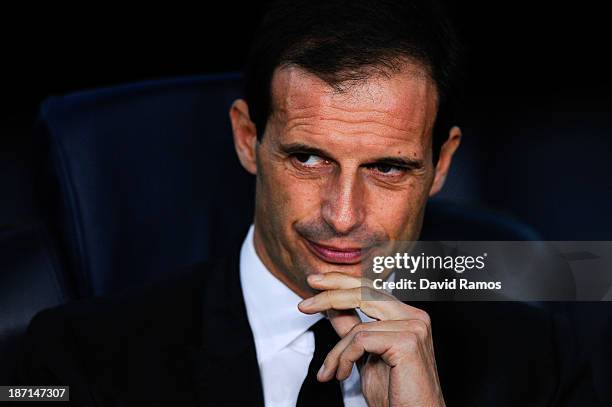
top-left (369, 156), bottom-right (424, 169)
top-left (279, 142), bottom-right (424, 169)
top-left (279, 142), bottom-right (331, 159)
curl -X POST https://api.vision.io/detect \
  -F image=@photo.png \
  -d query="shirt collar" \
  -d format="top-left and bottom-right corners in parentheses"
top-left (239, 225), bottom-right (323, 363)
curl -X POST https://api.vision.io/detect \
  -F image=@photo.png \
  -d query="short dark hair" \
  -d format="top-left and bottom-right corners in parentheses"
top-left (244, 0), bottom-right (463, 163)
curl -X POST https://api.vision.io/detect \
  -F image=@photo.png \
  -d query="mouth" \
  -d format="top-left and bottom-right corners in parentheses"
top-left (303, 238), bottom-right (368, 265)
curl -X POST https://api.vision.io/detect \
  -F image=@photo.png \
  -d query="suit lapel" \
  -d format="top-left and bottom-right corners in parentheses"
top-left (189, 245), bottom-right (265, 407)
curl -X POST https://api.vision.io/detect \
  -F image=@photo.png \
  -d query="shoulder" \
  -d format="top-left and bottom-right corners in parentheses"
top-left (416, 300), bottom-right (552, 335)
top-left (18, 259), bottom-right (220, 383)
top-left (429, 301), bottom-right (603, 405)
top-left (421, 301), bottom-right (594, 405)
top-left (428, 301), bottom-right (555, 355)
top-left (34, 260), bottom-right (209, 334)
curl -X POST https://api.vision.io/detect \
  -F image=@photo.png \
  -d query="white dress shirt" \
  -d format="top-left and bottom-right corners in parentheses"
top-left (240, 225), bottom-right (370, 407)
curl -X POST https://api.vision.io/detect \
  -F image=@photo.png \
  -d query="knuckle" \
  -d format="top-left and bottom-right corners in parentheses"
top-left (349, 322), bottom-right (368, 335)
top-left (353, 330), bottom-right (370, 345)
top-left (409, 319), bottom-right (429, 337)
top-left (338, 353), bottom-right (350, 365)
top-left (415, 309), bottom-right (431, 326)
top-left (398, 320), bottom-right (413, 330)
top-left (401, 331), bottom-right (419, 352)
top-left (322, 290), bottom-right (334, 305)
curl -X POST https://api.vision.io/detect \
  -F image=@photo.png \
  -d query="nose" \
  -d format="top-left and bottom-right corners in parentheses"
top-left (321, 169), bottom-right (365, 236)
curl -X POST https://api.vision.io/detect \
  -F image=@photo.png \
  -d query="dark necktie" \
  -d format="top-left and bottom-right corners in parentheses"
top-left (296, 317), bottom-right (344, 407)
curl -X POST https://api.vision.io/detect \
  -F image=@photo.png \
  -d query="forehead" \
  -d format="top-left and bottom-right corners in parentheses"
top-left (269, 64), bottom-right (439, 143)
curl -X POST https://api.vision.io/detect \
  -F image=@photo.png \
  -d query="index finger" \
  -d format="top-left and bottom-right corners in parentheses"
top-left (299, 286), bottom-right (426, 322)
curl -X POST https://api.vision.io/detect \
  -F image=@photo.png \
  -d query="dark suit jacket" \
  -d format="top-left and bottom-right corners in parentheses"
top-left (16, 247), bottom-right (601, 406)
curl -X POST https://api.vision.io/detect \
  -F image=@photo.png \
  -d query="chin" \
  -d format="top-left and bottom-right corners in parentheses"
top-left (308, 260), bottom-right (363, 278)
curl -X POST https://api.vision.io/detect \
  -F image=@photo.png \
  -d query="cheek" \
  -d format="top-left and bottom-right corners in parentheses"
top-left (281, 179), bottom-right (323, 223)
top-left (263, 163), bottom-right (323, 226)
top-left (366, 181), bottom-right (429, 239)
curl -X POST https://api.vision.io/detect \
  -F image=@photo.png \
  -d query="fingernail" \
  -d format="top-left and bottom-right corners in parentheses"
top-left (308, 274), bottom-right (323, 283)
top-left (317, 364), bottom-right (326, 380)
top-left (300, 297), bottom-right (314, 307)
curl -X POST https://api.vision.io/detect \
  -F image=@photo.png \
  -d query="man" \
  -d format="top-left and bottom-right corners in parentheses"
top-left (18, 0), bottom-right (598, 406)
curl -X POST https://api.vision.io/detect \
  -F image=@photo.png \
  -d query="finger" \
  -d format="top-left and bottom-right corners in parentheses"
top-left (298, 287), bottom-right (390, 320)
top-left (318, 320), bottom-right (419, 381)
top-left (326, 309), bottom-right (361, 338)
top-left (298, 286), bottom-right (429, 323)
top-left (306, 272), bottom-right (383, 292)
top-left (335, 331), bottom-right (424, 381)
top-left (306, 272), bottom-right (361, 290)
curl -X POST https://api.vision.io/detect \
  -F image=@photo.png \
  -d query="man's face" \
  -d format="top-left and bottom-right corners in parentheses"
top-left (234, 64), bottom-right (442, 297)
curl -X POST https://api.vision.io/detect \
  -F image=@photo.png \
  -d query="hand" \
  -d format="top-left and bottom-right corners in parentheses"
top-left (298, 272), bottom-right (445, 407)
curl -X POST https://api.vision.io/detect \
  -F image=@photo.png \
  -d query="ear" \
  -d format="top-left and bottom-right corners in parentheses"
top-left (429, 126), bottom-right (462, 196)
top-left (229, 99), bottom-right (258, 175)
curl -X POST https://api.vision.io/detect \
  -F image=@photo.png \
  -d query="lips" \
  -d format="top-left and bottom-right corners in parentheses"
top-left (304, 239), bottom-right (366, 264)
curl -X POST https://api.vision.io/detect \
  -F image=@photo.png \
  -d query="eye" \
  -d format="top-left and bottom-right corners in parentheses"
top-left (367, 164), bottom-right (407, 176)
top-left (291, 153), bottom-right (328, 168)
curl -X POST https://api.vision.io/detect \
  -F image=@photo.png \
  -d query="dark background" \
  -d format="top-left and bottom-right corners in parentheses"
top-left (2, 0), bottom-right (611, 239)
